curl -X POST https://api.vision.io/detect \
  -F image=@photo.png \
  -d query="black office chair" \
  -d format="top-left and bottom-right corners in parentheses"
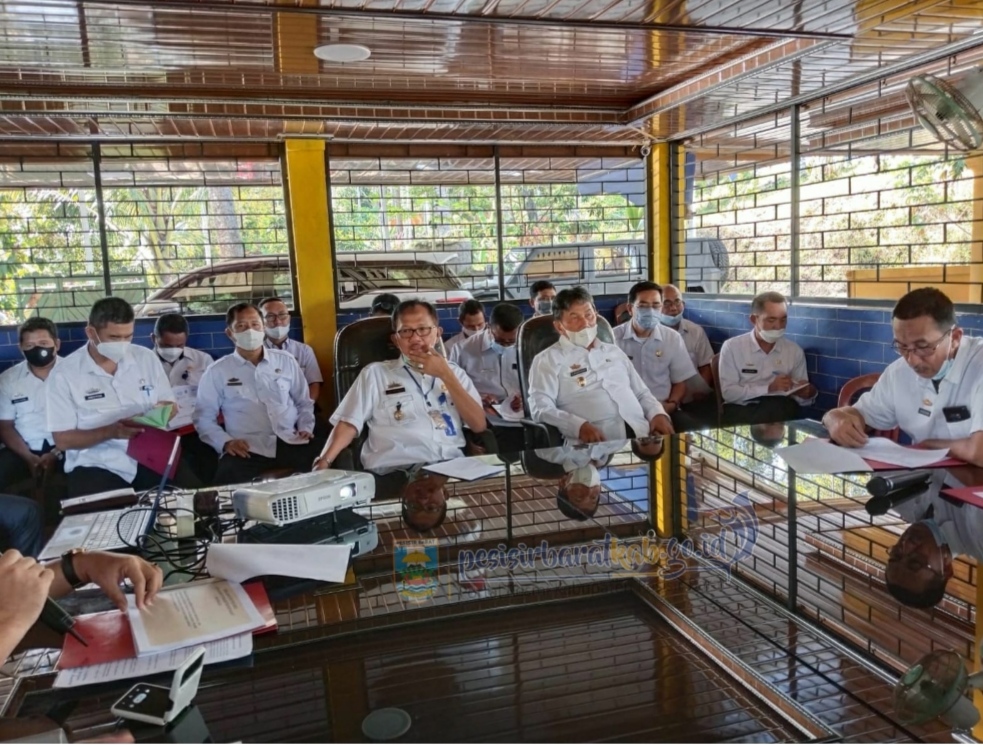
top-left (515, 314), bottom-right (615, 448)
top-left (333, 316), bottom-right (495, 467)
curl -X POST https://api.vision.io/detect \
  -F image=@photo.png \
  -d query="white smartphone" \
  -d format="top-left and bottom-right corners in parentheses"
top-left (111, 647), bottom-right (206, 727)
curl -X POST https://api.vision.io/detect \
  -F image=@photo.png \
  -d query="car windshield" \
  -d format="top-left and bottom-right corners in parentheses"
top-left (338, 263), bottom-right (459, 300)
top-left (151, 266), bottom-right (293, 315)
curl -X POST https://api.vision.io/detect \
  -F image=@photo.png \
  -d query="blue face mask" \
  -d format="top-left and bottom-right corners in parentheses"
top-left (489, 341), bottom-right (506, 355)
top-left (634, 308), bottom-right (660, 331)
top-left (932, 336), bottom-right (954, 382)
top-left (659, 312), bottom-right (681, 327)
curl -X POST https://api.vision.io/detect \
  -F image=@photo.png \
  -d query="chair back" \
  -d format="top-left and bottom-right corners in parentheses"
top-left (333, 316), bottom-right (400, 403)
top-left (710, 353), bottom-right (724, 422)
top-left (837, 372), bottom-right (881, 408)
top-left (515, 315), bottom-right (615, 414)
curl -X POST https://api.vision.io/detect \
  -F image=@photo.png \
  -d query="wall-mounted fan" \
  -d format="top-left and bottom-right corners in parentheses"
top-left (906, 69), bottom-right (983, 152)
top-left (893, 649), bottom-right (983, 730)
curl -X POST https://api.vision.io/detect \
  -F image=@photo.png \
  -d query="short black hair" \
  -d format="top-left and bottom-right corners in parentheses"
top-left (226, 302), bottom-right (261, 327)
top-left (556, 488), bottom-right (597, 521)
top-left (401, 500), bottom-right (448, 533)
top-left (89, 297), bottom-right (134, 329)
top-left (457, 299), bottom-right (484, 321)
top-left (19, 317), bottom-right (58, 344)
top-left (257, 297), bottom-right (286, 311)
top-left (490, 303), bottom-right (524, 332)
top-left (153, 313), bottom-right (189, 337)
top-left (552, 286), bottom-right (594, 320)
top-left (628, 281), bottom-right (663, 305)
top-left (371, 293), bottom-right (400, 316)
top-left (749, 423), bottom-right (786, 448)
top-left (893, 287), bottom-right (956, 330)
top-left (750, 291), bottom-right (787, 316)
top-left (393, 299), bottom-right (439, 331)
top-left (530, 280), bottom-right (555, 299)
top-left (885, 572), bottom-right (947, 609)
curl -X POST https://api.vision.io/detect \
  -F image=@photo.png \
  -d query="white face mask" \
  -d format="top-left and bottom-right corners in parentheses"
top-left (265, 325), bottom-right (290, 341)
top-left (564, 325), bottom-right (597, 349)
top-left (234, 329), bottom-right (266, 351)
top-left (95, 338), bottom-right (130, 363)
top-left (569, 465), bottom-right (600, 488)
top-left (156, 346), bottom-right (183, 363)
top-left (758, 328), bottom-right (785, 344)
top-left (461, 327), bottom-right (481, 338)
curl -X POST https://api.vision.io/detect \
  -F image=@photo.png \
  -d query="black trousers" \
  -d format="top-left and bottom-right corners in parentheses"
top-left (67, 459), bottom-right (202, 498)
top-left (722, 396), bottom-right (803, 426)
top-left (0, 444), bottom-right (59, 496)
top-left (212, 435), bottom-right (328, 485)
top-left (670, 398), bottom-right (721, 433)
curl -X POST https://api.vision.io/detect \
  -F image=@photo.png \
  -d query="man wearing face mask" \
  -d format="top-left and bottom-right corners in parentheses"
top-left (528, 286), bottom-right (673, 444)
top-left (46, 297), bottom-right (178, 497)
top-left (445, 299), bottom-right (486, 351)
top-left (193, 303), bottom-right (324, 485)
top-left (613, 282), bottom-right (699, 431)
top-left (659, 284), bottom-right (714, 390)
top-left (0, 318), bottom-right (63, 491)
top-left (314, 300), bottom-right (486, 473)
top-left (823, 288), bottom-right (983, 464)
top-left (151, 313), bottom-right (213, 388)
top-left (258, 297), bottom-right (323, 402)
top-left (718, 291), bottom-right (816, 425)
top-left (530, 280), bottom-right (557, 317)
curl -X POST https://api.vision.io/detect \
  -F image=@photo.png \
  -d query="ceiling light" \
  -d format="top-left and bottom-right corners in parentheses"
top-left (313, 44), bottom-right (371, 63)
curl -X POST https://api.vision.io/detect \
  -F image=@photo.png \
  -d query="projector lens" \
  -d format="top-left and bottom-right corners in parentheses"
top-left (340, 485), bottom-right (354, 499)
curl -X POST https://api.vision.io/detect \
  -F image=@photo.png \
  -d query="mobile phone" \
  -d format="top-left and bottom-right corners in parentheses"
top-left (111, 647), bottom-right (206, 727)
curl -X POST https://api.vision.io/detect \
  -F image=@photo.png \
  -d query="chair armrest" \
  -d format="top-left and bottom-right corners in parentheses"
top-left (520, 419), bottom-right (563, 448)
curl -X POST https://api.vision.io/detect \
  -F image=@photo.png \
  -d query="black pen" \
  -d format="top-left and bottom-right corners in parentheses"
top-left (40, 596), bottom-right (89, 647)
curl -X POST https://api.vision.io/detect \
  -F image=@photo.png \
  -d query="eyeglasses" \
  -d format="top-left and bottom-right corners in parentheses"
top-left (396, 326), bottom-right (435, 339)
top-left (662, 299), bottom-right (683, 309)
top-left (264, 312), bottom-right (290, 323)
top-left (405, 501), bottom-right (443, 514)
top-left (891, 329), bottom-right (952, 359)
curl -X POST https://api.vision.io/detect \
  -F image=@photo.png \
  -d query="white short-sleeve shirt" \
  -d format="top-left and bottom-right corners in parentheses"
top-left (612, 322), bottom-right (696, 401)
top-left (264, 337), bottom-right (324, 385)
top-left (854, 335), bottom-right (983, 444)
top-left (675, 318), bottom-right (714, 369)
top-left (330, 358), bottom-right (481, 472)
top-left (448, 329), bottom-right (519, 402)
top-left (718, 331), bottom-right (815, 406)
top-left (158, 347), bottom-right (214, 388)
top-left (0, 358), bottom-right (60, 452)
top-left (46, 345), bottom-right (174, 482)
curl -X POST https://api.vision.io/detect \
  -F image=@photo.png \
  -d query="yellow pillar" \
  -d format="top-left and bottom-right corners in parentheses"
top-left (283, 139), bottom-right (336, 409)
top-left (968, 154), bottom-right (983, 305)
top-left (648, 143), bottom-right (672, 285)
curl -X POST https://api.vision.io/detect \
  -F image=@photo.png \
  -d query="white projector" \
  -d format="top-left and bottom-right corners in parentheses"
top-left (232, 469), bottom-right (375, 526)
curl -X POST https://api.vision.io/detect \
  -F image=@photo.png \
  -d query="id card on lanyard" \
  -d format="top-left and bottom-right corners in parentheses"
top-left (406, 366), bottom-right (456, 437)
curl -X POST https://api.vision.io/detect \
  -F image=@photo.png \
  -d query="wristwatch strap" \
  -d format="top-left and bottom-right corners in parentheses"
top-left (61, 548), bottom-right (85, 589)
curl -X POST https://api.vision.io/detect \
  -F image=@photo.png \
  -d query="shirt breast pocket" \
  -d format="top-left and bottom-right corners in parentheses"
top-left (381, 394), bottom-right (418, 426)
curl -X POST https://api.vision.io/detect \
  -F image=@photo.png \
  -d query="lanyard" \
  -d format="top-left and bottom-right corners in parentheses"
top-left (403, 365), bottom-right (437, 407)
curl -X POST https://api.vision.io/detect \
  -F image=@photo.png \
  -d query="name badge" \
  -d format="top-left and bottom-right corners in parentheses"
top-left (84, 392), bottom-right (106, 401)
top-left (741, 368), bottom-right (758, 374)
top-left (917, 407), bottom-right (932, 417)
top-left (10, 396), bottom-right (28, 404)
top-left (569, 367), bottom-right (587, 377)
top-left (385, 386), bottom-right (407, 395)
top-left (226, 378), bottom-right (243, 387)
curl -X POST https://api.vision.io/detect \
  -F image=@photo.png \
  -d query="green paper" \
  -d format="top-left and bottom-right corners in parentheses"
top-left (131, 403), bottom-right (174, 429)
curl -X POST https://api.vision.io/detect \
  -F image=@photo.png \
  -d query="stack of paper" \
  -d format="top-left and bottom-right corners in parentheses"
top-left (853, 437), bottom-right (950, 468)
top-left (492, 402), bottom-right (524, 422)
top-left (424, 456), bottom-right (506, 481)
top-left (130, 403), bottom-right (174, 429)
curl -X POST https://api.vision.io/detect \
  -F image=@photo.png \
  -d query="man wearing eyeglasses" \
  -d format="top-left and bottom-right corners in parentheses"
top-left (314, 300), bottom-right (486, 472)
top-left (823, 288), bottom-right (983, 464)
top-left (528, 286), bottom-right (674, 444)
top-left (259, 297), bottom-right (324, 402)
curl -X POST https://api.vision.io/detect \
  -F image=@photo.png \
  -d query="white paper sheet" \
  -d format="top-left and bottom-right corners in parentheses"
top-left (206, 543), bottom-right (352, 584)
top-left (774, 439), bottom-right (873, 474)
top-left (53, 633), bottom-right (251, 688)
top-left (167, 384), bottom-right (198, 430)
top-left (423, 456), bottom-right (505, 481)
top-left (853, 437), bottom-right (950, 468)
top-left (128, 580), bottom-right (265, 656)
top-left (492, 402), bottom-right (524, 421)
top-left (780, 381), bottom-right (812, 397)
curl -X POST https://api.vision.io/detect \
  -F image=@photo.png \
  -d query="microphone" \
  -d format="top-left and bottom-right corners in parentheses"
top-left (865, 481), bottom-right (930, 516)
top-left (866, 469), bottom-right (933, 498)
top-left (40, 596), bottom-right (89, 647)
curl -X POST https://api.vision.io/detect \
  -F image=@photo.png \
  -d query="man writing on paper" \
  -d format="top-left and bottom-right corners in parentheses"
top-left (823, 288), bottom-right (983, 466)
top-left (718, 291), bottom-right (817, 425)
top-left (46, 298), bottom-right (185, 497)
top-left (528, 286), bottom-right (674, 444)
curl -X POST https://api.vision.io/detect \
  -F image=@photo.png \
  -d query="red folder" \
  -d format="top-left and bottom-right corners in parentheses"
top-left (126, 427), bottom-right (182, 479)
top-left (941, 485), bottom-right (983, 509)
top-left (864, 456), bottom-right (965, 470)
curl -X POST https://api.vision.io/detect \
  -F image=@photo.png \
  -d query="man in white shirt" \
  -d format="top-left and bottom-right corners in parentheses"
top-left (718, 291), bottom-right (817, 425)
top-left (314, 300), bottom-right (487, 473)
top-left (193, 302), bottom-right (324, 485)
top-left (46, 297), bottom-right (186, 497)
top-left (528, 286), bottom-right (674, 444)
top-left (258, 297), bottom-right (324, 402)
top-left (823, 288), bottom-right (983, 465)
top-left (659, 284), bottom-right (714, 389)
top-left (0, 317), bottom-right (62, 491)
top-left (613, 281), bottom-right (699, 431)
top-left (151, 313), bottom-right (214, 388)
top-left (529, 280), bottom-right (557, 317)
top-left (444, 299), bottom-right (486, 351)
top-left (150, 313), bottom-right (217, 484)
top-left (450, 302), bottom-right (524, 452)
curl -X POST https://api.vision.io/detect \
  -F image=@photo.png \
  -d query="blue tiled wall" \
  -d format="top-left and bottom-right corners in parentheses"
top-left (682, 297), bottom-right (983, 415)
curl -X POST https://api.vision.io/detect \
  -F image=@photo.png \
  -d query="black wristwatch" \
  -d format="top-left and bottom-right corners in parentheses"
top-left (61, 548), bottom-right (86, 589)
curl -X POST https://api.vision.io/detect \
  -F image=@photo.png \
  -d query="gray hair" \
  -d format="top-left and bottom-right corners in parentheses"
top-left (552, 286), bottom-right (595, 320)
top-left (751, 291), bottom-right (787, 316)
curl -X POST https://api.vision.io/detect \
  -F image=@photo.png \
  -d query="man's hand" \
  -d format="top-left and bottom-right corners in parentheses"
top-left (223, 439), bottom-right (251, 458)
top-left (650, 414), bottom-right (675, 436)
top-left (480, 393), bottom-right (499, 407)
top-left (109, 420), bottom-right (144, 440)
top-left (295, 430), bottom-right (313, 441)
top-left (73, 552), bottom-right (162, 612)
top-left (823, 409), bottom-right (869, 448)
top-left (768, 374), bottom-right (793, 394)
top-left (37, 451), bottom-right (59, 472)
top-left (793, 382), bottom-right (817, 399)
top-left (578, 422), bottom-right (605, 443)
top-left (0, 551), bottom-right (54, 638)
top-left (510, 394), bottom-right (522, 413)
top-left (405, 346), bottom-right (453, 381)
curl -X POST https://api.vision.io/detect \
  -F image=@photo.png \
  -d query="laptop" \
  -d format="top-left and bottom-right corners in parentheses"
top-left (39, 436), bottom-right (181, 562)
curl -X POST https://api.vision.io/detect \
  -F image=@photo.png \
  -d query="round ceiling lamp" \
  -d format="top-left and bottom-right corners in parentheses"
top-left (313, 43), bottom-right (372, 63)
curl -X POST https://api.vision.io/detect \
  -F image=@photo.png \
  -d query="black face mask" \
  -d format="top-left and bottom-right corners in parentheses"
top-left (23, 346), bottom-right (56, 368)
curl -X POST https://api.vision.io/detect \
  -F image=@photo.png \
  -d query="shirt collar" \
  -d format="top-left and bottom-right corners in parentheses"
top-left (80, 343), bottom-right (127, 377)
top-left (233, 348), bottom-right (268, 365)
top-left (749, 330), bottom-right (782, 355)
top-left (480, 328), bottom-right (494, 352)
top-left (624, 322), bottom-right (664, 343)
top-left (25, 355), bottom-right (59, 380)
